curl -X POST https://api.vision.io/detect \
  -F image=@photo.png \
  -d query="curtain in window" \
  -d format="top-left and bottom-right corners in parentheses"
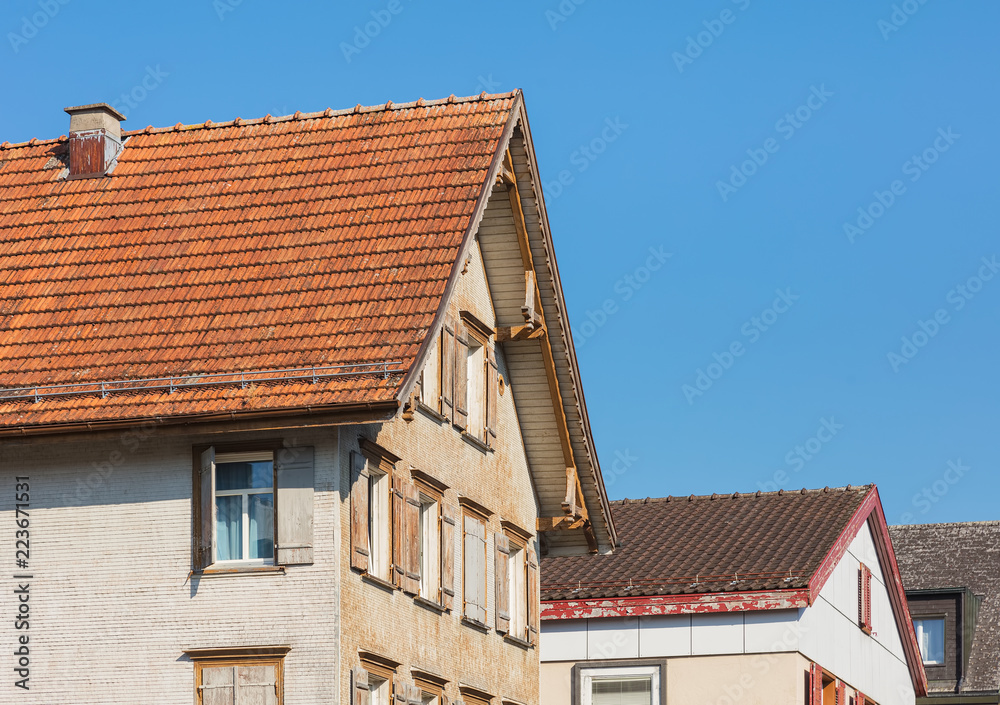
top-left (249, 493), bottom-right (274, 560)
top-left (216, 495), bottom-right (242, 561)
top-left (592, 677), bottom-right (652, 705)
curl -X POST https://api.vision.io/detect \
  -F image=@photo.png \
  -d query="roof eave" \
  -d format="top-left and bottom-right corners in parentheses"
top-left (542, 587), bottom-right (811, 620)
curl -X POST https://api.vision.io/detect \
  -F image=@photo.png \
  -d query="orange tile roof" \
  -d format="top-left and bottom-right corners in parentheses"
top-left (0, 92), bottom-right (519, 431)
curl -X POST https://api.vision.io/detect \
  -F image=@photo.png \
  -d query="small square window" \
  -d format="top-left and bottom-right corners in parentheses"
top-left (914, 617), bottom-right (945, 664)
top-left (580, 666), bottom-right (658, 705)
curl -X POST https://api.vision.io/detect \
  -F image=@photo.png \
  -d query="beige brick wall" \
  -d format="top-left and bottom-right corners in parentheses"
top-left (338, 237), bottom-right (541, 705)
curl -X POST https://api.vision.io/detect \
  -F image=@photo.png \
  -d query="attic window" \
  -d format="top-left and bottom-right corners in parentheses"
top-left (914, 617), bottom-right (945, 664)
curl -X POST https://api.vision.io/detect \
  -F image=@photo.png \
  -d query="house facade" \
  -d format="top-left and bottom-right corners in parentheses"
top-left (539, 487), bottom-right (928, 705)
top-left (890, 522), bottom-right (1000, 705)
top-left (0, 92), bottom-right (615, 704)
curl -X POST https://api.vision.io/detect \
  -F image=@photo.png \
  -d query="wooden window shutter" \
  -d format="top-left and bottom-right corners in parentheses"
top-left (196, 446), bottom-right (216, 570)
top-left (495, 533), bottom-right (511, 633)
top-left (408, 683), bottom-right (423, 705)
top-left (275, 445), bottom-right (314, 565)
top-left (859, 563), bottom-right (872, 632)
top-left (350, 452), bottom-right (370, 572)
top-left (352, 667), bottom-right (370, 705)
top-left (200, 665), bottom-right (235, 705)
top-left (527, 543), bottom-right (539, 645)
top-left (440, 322), bottom-right (455, 420)
top-left (809, 664), bottom-right (822, 705)
top-left (855, 692), bottom-right (866, 705)
top-left (237, 664), bottom-right (278, 704)
top-left (835, 680), bottom-right (846, 705)
top-left (403, 480), bottom-right (421, 594)
top-left (392, 475), bottom-right (406, 588)
top-left (454, 322), bottom-right (469, 431)
top-left (485, 343), bottom-right (498, 446)
top-left (463, 515), bottom-right (486, 623)
top-left (393, 680), bottom-right (407, 705)
top-left (440, 503), bottom-right (457, 609)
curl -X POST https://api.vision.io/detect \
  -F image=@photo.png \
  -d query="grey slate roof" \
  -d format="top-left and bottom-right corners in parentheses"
top-left (889, 521), bottom-right (1000, 694)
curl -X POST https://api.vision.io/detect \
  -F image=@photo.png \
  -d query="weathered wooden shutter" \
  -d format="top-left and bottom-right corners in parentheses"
top-left (809, 664), bottom-right (823, 705)
top-left (454, 322), bottom-right (469, 431)
top-left (352, 667), bottom-right (370, 705)
top-left (522, 269), bottom-right (537, 324)
top-left (440, 322), bottom-right (455, 420)
top-left (200, 665), bottom-right (234, 705)
top-left (495, 533), bottom-right (510, 634)
top-left (463, 515), bottom-right (487, 623)
top-left (238, 664), bottom-right (278, 704)
top-left (197, 446), bottom-right (216, 570)
top-left (275, 445), bottom-right (314, 565)
top-left (527, 543), bottom-right (539, 645)
top-left (403, 480), bottom-right (421, 594)
top-left (350, 451), bottom-right (370, 572)
top-left (440, 504), bottom-right (457, 609)
top-left (407, 683), bottom-right (423, 705)
top-left (392, 475), bottom-right (406, 588)
top-left (486, 343), bottom-right (498, 446)
top-left (393, 680), bottom-right (407, 705)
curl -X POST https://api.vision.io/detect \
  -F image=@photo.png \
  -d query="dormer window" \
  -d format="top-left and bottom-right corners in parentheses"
top-left (914, 617), bottom-right (945, 664)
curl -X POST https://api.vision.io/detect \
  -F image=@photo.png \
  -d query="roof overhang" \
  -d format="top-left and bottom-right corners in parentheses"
top-left (542, 588), bottom-right (810, 620)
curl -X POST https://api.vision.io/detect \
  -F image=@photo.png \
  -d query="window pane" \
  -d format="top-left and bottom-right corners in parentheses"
top-left (217, 460), bottom-right (273, 491)
top-left (915, 618), bottom-right (945, 664)
top-left (592, 677), bottom-right (652, 705)
top-left (249, 493), bottom-right (274, 560)
top-left (216, 495), bottom-right (242, 561)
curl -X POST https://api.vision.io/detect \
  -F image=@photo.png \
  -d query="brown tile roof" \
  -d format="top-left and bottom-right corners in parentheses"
top-left (890, 522), bottom-right (1000, 694)
top-left (0, 93), bottom-right (518, 430)
top-left (541, 485), bottom-right (872, 600)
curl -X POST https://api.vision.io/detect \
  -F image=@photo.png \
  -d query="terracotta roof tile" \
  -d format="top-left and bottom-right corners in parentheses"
top-left (542, 486), bottom-right (872, 600)
top-left (0, 93), bottom-right (518, 430)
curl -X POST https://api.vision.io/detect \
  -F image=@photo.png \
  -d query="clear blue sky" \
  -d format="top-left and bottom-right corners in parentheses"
top-left (3, 0), bottom-right (998, 526)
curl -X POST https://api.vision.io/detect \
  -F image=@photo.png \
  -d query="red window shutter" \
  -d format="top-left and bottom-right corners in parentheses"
top-left (392, 475), bottom-right (406, 588)
top-left (809, 664), bottom-right (823, 705)
top-left (352, 667), bottom-right (370, 705)
top-left (440, 322), bottom-right (455, 420)
top-left (836, 680), bottom-right (846, 705)
top-left (403, 480), bottom-right (421, 594)
top-left (495, 533), bottom-right (511, 634)
top-left (859, 563), bottom-right (872, 632)
top-left (856, 692), bottom-right (866, 705)
top-left (440, 503), bottom-right (457, 609)
top-left (485, 343), bottom-right (499, 446)
top-left (527, 543), bottom-right (540, 646)
top-left (349, 452), bottom-right (370, 572)
top-left (454, 322), bottom-right (469, 431)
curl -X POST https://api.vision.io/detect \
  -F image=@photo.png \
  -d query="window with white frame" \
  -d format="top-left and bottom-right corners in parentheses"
top-left (367, 468), bottom-right (391, 581)
top-left (914, 617), bottom-right (945, 664)
top-left (214, 451), bottom-right (275, 564)
top-left (508, 540), bottom-right (528, 640)
top-left (419, 495), bottom-right (440, 600)
top-left (580, 666), bottom-right (659, 705)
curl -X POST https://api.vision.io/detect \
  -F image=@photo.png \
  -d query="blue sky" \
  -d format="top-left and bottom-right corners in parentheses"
top-left (3, 0), bottom-right (998, 526)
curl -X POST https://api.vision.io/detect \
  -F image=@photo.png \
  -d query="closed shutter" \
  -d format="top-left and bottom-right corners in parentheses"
top-left (353, 667), bottom-right (370, 705)
top-left (485, 343), bottom-right (498, 446)
top-left (859, 564), bottom-right (872, 632)
top-left (440, 322), bottom-right (455, 420)
top-left (238, 664), bottom-right (278, 705)
top-left (835, 680), bottom-right (846, 705)
top-left (392, 475), bottom-right (406, 588)
top-left (200, 665), bottom-right (234, 705)
top-left (393, 680), bottom-right (407, 705)
top-left (856, 692), bottom-right (866, 705)
top-left (350, 452), bottom-right (370, 572)
top-left (404, 480), bottom-right (421, 594)
top-left (527, 543), bottom-right (539, 645)
top-left (809, 664), bottom-right (822, 705)
top-left (454, 322), bottom-right (469, 431)
top-left (275, 445), bottom-right (314, 565)
top-left (440, 504), bottom-right (457, 609)
top-left (196, 446), bottom-right (216, 570)
top-left (407, 683), bottom-right (423, 705)
top-left (464, 515), bottom-right (486, 623)
top-left (495, 533), bottom-right (510, 634)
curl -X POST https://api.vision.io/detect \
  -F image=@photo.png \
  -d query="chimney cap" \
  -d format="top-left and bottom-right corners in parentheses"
top-left (64, 103), bottom-right (126, 122)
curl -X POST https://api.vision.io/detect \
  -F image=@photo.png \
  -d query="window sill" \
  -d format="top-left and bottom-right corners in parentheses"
top-left (417, 402), bottom-right (449, 424)
top-left (361, 572), bottom-right (397, 593)
top-left (461, 432), bottom-right (492, 454)
top-left (194, 565), bottom-right (285, 578)
top-left (461, 617), bottom-right (491, 633)
top-left (414, 596), bottom-right (447, 613)
top-left (503, 634), bottom-right (533, 650)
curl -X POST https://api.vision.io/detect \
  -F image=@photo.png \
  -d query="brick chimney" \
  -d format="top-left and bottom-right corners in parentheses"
top-left (64, 103), bottom-right (126, 178)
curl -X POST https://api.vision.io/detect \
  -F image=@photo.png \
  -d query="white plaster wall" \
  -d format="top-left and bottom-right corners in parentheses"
top-left (0, 426), bottom-right (341, 704)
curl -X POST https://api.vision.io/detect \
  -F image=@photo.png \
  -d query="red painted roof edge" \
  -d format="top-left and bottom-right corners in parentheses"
top-left (512, 93), bottom-right (618, 549)
top-left (394, 91), bottom-right (523, 409)
top-left (807, 486), bottom-right (927, 697)
top-left (541, 588), bottom-right (810, 620)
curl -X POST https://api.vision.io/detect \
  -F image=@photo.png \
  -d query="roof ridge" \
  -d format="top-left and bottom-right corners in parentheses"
top-left (611, 484), bottom-right (874, 505)
top-left (890, 520), bottom-right (1000, 529)
top-left (0, 91), bottom-right (520, 150)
